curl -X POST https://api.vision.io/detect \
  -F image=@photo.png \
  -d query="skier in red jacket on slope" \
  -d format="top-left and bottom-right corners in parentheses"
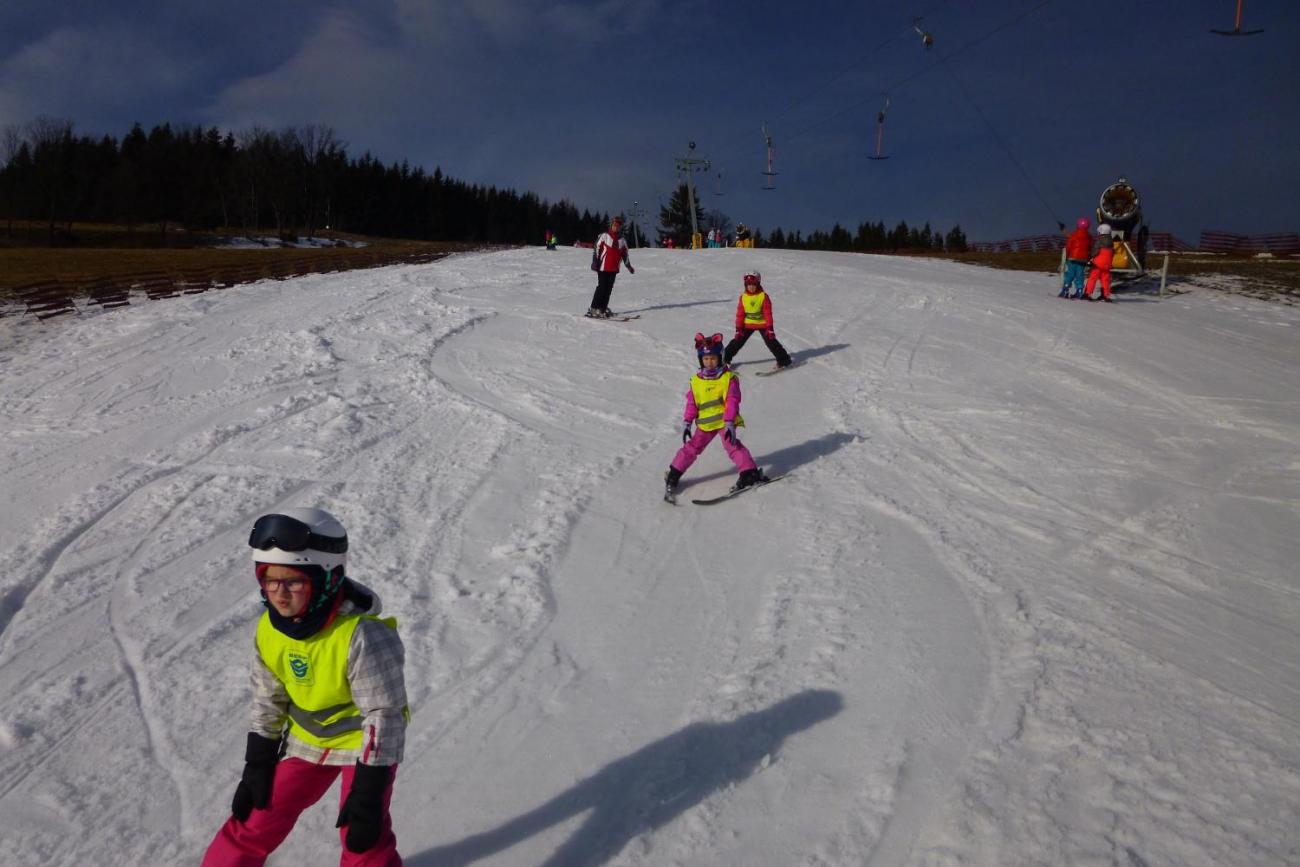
top-left (586, 217), bottom-right (634, 318)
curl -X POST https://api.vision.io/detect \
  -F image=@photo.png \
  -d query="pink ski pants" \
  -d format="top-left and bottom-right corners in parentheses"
top-left (201, 758), bottom-right (400, 867)
top-left (671, 426), bottom-right (757, 475)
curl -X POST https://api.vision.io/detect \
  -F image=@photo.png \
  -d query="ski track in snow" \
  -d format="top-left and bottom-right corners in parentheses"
top-left (0, 248), bottom-right (1298, 866)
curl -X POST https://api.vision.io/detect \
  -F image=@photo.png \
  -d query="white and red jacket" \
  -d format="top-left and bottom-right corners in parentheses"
top-left (595, 231), bottom-right (631, 273)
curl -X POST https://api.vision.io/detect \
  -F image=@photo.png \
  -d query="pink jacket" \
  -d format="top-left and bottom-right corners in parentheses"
top-left (684, 373), bottom-right (742, 424)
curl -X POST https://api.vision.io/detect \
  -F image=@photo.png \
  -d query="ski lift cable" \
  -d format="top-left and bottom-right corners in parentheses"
top-left (706, 0), bottom-right (1054, 181)
top-left (938, 56), bottom-right (1065, 229)
top-left (761, 0), bottom-right (952, 133)
top-left (688, 0), bottom-right (1056, 234)
top-left (781, 0), bottom-right (1055, 149)
top-left (701, 0), bottom-right (950, 176)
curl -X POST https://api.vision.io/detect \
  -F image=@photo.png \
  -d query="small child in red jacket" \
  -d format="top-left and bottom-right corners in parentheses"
top-left (722, 271), bottom-right (793, 370)
top-left (1084, 224), bottom-right (1115, 302)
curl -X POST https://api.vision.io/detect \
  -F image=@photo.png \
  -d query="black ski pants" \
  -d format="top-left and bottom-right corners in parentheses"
top-left (724, 328), bottom-right (792, 367)
top-left (589, 271), bottom-right (618, 312)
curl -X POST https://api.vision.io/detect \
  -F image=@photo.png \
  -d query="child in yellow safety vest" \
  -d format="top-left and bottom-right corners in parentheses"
top-left (202, 507), bottom-right (408, 867)
top-left (664, 333), bottom-right (769, 498)
top-left (723, 271), bottom-right (793, 370)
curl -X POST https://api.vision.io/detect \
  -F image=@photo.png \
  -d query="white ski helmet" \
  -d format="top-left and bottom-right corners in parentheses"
top-left (248, 507), bottom-right (348, 572)
top-left (1097, 223), bottom-right (1112, 235)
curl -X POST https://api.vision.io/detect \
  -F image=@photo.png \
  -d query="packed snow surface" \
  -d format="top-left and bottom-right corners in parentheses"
top-left (0, 247), bottom-right (1297, 866)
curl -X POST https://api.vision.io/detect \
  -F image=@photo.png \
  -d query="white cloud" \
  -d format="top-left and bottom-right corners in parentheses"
top-left (203, 9), bottom-right (423, 135)
top-left (0, 25), bottom-right (200, 128)
top-left (392, 0), bottom-right (665, 48)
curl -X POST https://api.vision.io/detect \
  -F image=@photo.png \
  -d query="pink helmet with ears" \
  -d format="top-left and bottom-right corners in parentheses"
top-left (1077, 217), bottom-right (1090, 229)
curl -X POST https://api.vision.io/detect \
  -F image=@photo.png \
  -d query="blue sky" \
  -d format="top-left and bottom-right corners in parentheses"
top-left (1, 0), bottom-right (1296, 242)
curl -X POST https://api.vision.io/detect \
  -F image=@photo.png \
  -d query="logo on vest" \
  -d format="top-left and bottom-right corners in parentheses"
top-left (287, 651), bottom-right (313, 684)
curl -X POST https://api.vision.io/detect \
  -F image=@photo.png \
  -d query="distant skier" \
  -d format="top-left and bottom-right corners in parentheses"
top-left (587, 216), bottom-right (634, 318)
top-left (202, 507), bottom-right (408, 867)
top-left (544, 230), bottom-right (558, 251)
top-left (723, 271), bottom-right (793, 370)
top-left (1061, 217), bottom-right (1092, 298)
top-left (1085, 224), bottom-right (1115, 302)
top-left (734, 223), bottom-right (753, 248)
top-left (664, 333), bottom-right (768, 500)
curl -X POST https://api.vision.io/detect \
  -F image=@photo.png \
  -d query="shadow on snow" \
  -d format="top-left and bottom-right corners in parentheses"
top-left (619, 298), bottom-right (732, 315)
top-left (790, 342), bottom-right (849, 363)
top-left (730, 342), bottom-right (851, 368)
top-left (406, 689), bottom-right (844, 867)
top-left (680, 431), bottom-right (862, 488)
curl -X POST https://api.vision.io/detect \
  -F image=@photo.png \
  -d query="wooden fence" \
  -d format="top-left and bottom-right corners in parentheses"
top-left (970, 230), bottom-right (1300, 255)
top-left (2, 249), bottom-right (459, 322)
top-left (1197, 231), bottom-right (1300, 255)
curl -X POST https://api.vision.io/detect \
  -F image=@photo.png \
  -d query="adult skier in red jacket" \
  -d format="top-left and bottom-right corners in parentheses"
top-left (586, 217), bottom-right (634, 318)
top-left (1060, 218), bottom-right (1091, 298)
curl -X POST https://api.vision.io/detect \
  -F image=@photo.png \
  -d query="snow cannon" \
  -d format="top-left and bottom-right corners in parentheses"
top-left (1096, 176), bottom-right (1148, 269)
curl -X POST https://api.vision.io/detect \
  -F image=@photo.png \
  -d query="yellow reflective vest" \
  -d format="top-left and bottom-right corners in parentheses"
top-left (256, 611), bottom-right (397, 750)
top-left (740, 290), bottom-right (769, 327)
top-left (690, 370), bottom-right (744, 431)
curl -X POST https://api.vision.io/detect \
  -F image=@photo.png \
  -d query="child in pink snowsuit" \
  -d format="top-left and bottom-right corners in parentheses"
top-left (664, 333), bottom-right (767, 498)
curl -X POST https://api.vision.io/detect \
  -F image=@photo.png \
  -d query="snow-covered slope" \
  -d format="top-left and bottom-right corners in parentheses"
top-left (1, 247), bottom-right (1297, 866)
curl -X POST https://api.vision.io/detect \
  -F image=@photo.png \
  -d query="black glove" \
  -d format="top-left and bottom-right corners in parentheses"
top-left (336, 762), bottom-right (393, 853)
top-left (231, 733), bottom-right (281, 821)
top-left (681, 423), bottom-right (693, 444)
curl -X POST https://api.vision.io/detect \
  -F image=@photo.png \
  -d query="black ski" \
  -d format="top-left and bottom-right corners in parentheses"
top-left (691, 473), bottom-right (788, 505)
top-left (754, 361), bottom-right (801, 377)
top-left (581, 313), bottom-right (641, 322)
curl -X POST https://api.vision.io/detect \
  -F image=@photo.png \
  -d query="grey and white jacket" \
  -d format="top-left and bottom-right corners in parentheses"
top-left (249, 580), bottom-right (407, 767)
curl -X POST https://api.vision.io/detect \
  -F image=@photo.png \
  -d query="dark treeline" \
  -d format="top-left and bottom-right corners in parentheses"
top-left (0, 118), bottom-right (611, 244)
top-left (658, 182), bottom-right (967, 253)
top-left (763, 220), bottom-right (968, 253)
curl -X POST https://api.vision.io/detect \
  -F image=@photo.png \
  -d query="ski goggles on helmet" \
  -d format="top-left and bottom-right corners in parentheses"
top-left (249, 513), bottom-right (348, 554)
top-left (743, 271), bottom-right (761, 286)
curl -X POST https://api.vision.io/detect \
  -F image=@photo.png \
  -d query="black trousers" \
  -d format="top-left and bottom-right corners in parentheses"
top-left (589, 271), bottom-right (618, 311)
top-left (724, 329), bottom-right (792, 366)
